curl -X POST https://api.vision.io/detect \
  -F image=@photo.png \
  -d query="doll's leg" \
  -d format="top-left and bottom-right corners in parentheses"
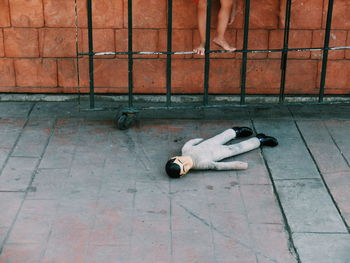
top-left (226, 137), bottom-right (261, 156)
top-left (206, 127), bottom-right (253, 146)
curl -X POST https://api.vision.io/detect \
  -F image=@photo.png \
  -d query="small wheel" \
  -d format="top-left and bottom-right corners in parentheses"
top-left (117, 114), bottom-right (128, 130)
top-left (116, 112), bottom-right (136, 130)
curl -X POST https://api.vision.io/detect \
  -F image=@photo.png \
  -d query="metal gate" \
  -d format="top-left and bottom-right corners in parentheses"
top-left (75, 0), bottom-right (350, 129)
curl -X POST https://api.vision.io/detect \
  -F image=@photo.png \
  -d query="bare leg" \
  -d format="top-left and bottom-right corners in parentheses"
top-left (194, 0), bottom-right (207, 55)
top-left (213, 0), bottom-right (236, 52)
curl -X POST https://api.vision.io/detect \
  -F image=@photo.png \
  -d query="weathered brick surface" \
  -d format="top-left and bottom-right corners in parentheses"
top-left (250, 0), bottom-right (279, 29)
top-left (0, 30), bottom-right (5, 57)
top-left (279, 0), bottom-right (324, 29)
top-left (43, 0), bottom-right (76, 27)
top-left (0, 0), bottom-right (11, 27)
top-left (236, 30), bottom-right (269, 59)
top-left (317, 60), bottom-right (350, 94)
top-left (311, 30), bottom-right (347, 60)
top-left (0, 0), bottom-right (349, 95)
top-left (9, 0), bottom-right (44, 27)
top-left (4, 28), bottom-right (39, 57)
top-left (0, 59), bottom-right (16, 87)
top-left (124, 0), bottom-right (167, 29)
top-left (268, 30), bottom-right (313, 59)
top-left (323, 0), bottom-right (350, 29)
top-left (286, 60), bottom-right (318, 94)
top-left (39, 28), bottom-right (77, 57)
top-left (14, 59), bottom-right (57, 87)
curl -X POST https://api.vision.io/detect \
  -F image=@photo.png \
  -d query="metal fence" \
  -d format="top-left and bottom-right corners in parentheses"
top-left (76, 0), bottom-right (349, 129)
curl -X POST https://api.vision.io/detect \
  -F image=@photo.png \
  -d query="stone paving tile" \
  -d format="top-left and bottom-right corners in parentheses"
top-left (289, 104), bottom-right (350, 120)
top-left (84, 245), bottom-right (130, 263)
top-left (253, 120), bottom-right (321, 180)
top-left (0, 102), bottom-right (33, 118)
top-left (0, 243), bottom-right (44, 263)
top-left (293, 233), bottom-right (350, 263)
top-left (296, 120), bottom-right (349, 174)
top-left (0, 157), bottom-right (38, 191)
top-left (41, 228), bottom-right (90, 263)
top-left (12, 119), bottom-right (54, 158)
top-left (0, 118), bottom-right (25, 170)
top-left (7, 199), bottom-right (57, 244)
top-left (250, 223), bottom-right (296, 263)
top-left (325, 120), bottom-right (350, 166)
top-left (0, 192), bottom-right (24, 228)
top-left (274, 179), bottom-right (347, 233)
top-left (322, 171), bottom-right (350, 226)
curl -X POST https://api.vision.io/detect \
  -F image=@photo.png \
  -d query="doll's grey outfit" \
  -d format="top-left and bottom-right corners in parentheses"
top-left (181, 129), bottom-right (260, 170)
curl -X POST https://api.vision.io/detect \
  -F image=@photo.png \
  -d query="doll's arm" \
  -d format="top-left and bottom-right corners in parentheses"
top-left (212, 161), bottom-right (248, 170)
top-left (181, 138), bottom-right (204, 153)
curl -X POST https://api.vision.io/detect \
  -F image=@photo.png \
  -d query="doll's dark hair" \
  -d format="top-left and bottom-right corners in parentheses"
top-left (165, 158), bottom-right (181, 178)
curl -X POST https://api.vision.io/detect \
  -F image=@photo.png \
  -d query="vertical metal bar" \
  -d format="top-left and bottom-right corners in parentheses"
top-left (87, 0), bottom-right (95, 108)
top-left (279, 0), bottom-right (292, 103)
top-left (319, 0), bottom-right (334, 102)
top-left (128, 0), bottom-right (134, 107)
top-left (203, 0), bottom-right (212, 106)
top-left (166, 0), bottom-right (173, 107)
top-left (240, 0), bottom-right (250, 104)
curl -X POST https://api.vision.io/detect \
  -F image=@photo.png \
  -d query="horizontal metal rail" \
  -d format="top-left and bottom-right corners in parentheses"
top-left (77, 46), bottom-right (350, 56)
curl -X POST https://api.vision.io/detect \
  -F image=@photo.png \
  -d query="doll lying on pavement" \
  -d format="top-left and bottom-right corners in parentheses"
top-left (165, 127), bottom-right (278, 178)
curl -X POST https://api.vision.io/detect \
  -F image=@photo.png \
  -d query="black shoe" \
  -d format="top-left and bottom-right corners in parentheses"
top-left (256, 133), bottom-right (278, 147)
top-left (232, 127), bottom-right (253, 138)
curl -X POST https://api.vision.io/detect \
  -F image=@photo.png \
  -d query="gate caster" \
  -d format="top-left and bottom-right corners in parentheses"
top-left (115, 109), bottom-right (138, 130)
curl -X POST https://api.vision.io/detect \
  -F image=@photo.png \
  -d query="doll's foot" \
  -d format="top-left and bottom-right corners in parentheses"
top-left (213, 37), bottom-right (236, 52)
top-left (233, 127), bottom-right (253, 138)
top-left (256, 133), bottom-right (278, 147)
top-left (193, 43), bottom-right (205, 55)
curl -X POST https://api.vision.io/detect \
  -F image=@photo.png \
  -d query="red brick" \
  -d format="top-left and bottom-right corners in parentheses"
top-left (193, 29), bottom-right (236, 59)
top-left (123, 0), bottom-right (166, 28)
top-left (115, 29), bottom-right (159, 59)
top-left (246, 60), bottom-right (281, 94)
top-left (237, 30), bottom-right (269, 59)
top-left (311, 30), bottom-right (347, 59)
top-left (14, 59), bottom-right (57, 87)
top-left (317, 60), bottom-right (350, 94)
top-left (250, 0), bottom-right (279, 29)
top-left (0, 0), bottom-right (11, 27)
top-left (39, 28), bottom-right (77, 57)
top-left (268, 30), bottom-right (313, 59)
top-left (285, 60), bottom-right (318, 94)
top-left (78, 0), bottom-right (123, 28)
top-left (80, 29), bottom-right (115, 58)
top-left (172, 0), bottom-right (198, 29)
top-left (159, 29), bottom-right (193, 59)
top-left (134, 60), bottom-right (166, 93)
top-left (4, 28), bottom-right (39, 57)
top-left (346, 31), bottom-right (350, 59)
top-left (43, 0), bottom-right (76, 27)
top-left (9, 0), bottom-right (44, 27)
top-left (0, 30), bottom-right (4, 57)
top-left (0, 86), bottom-right (64, 93)
top-left (93, 59), bottom-right (128, 91)
top-left (172, 59), bottom-right (204, 93)
top-left (280, 0), bottom-right (323, 29)
top-left (323, 0), bottom-right (350, 29)
top-left (115, 29), bottom-right (128, 58)
top-left (0, 59), bottom-right (16, 86)
top-left (58, 59), bottom-right (79, 90)
top-left (209, 59), bottom-right (241, 94)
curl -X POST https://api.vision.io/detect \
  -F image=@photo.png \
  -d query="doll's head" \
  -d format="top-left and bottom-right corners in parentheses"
top-left (165, 156), bottom-right (193, 178)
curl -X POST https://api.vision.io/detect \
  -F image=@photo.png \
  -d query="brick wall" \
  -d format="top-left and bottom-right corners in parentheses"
top-left (0, 0), bottom-right (349, 95)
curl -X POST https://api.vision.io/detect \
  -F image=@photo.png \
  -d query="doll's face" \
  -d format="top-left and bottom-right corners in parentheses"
top-left (172, 156), bottom-right (193, 176)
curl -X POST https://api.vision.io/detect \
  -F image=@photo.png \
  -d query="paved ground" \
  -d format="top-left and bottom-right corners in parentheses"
top-left (0, 101), bottom-right (349, 263)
